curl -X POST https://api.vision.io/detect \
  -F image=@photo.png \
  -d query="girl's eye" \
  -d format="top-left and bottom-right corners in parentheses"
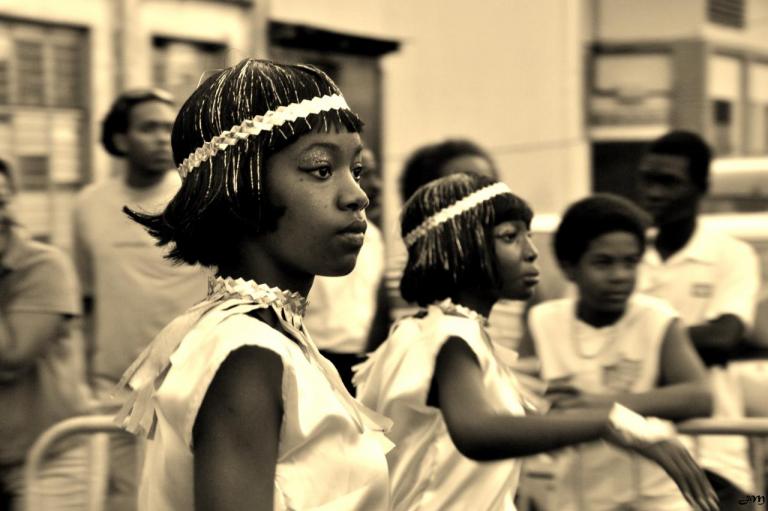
top-left (309, 166), bottom-right (332, 180)
top-left (496, 232), bottom-right (519, 243)
top-left (352, 165), bottom-right (364, 181)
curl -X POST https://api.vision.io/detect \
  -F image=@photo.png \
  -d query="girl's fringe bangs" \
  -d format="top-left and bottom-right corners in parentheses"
top-left (408, 200), bottom-right (496, 281)
top-left (264, 107), bottom-right (364, 151)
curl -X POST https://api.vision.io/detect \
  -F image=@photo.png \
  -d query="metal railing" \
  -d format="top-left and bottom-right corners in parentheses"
top-left (25, 415), bottom-right (768, 511)
top-left (23, 414), bottom-right (127, 511)
top-left (676, 417), bottom-right (768, 496)
top-left (517, 417), bottom-right (768, 511)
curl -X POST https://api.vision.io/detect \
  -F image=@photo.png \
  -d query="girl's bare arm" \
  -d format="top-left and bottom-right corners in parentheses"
top-left (193, 346), bottom-right (283, 511)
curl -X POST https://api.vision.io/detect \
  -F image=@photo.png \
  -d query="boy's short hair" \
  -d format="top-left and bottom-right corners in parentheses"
top-left (400, 172), bottom-right (532, 306)
top-left (399, 139), bottom-right (496, 202)
top-left (101, 88), bottom-right (175, 157)
top-left (646, 130), bottom-right (712, 192)
top-left (554, 193), bottom-right (651, 267)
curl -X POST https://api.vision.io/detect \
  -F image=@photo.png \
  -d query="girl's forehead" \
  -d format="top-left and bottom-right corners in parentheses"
top-left (287, 130), bottom-right (363, 153)
top-left (493, 219), bottom-right (527, 230)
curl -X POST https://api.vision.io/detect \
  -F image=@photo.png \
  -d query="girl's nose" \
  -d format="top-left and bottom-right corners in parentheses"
top-left (339, 173), bottom-right (369, 212)
top-left (524, 235), bottom-right (539, 261)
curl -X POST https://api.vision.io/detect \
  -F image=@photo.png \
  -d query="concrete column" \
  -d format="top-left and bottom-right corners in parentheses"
top-left (672, 39), bottom-right (708, 136)
top-left (249, 0), bottom-right (270, 60)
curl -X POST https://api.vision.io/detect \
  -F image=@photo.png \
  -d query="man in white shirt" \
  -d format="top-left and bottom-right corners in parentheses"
top-left (635, 130), bottom-right (761, 510)
top-left (73, 89), bottom-right (208, 510)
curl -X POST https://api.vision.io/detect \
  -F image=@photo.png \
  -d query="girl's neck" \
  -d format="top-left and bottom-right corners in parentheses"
top-left (452, 290), bottom-right (496, 319)
top-left (576, 300), bottom-right (624, 328)
top-left (217, 243), bottom-right (313, 297)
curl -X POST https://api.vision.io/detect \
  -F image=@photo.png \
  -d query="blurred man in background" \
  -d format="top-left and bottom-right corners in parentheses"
top-left (0, 159), bottom-right (91, 510)
top-left (73, 89), bottom-right (208, 510)
top-left (635, 130), bottom-right (761, 510)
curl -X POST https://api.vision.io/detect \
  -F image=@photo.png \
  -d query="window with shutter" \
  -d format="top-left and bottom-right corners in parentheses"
top-left (0, 18), bottom-right (87, 243)
top-left (17, 155), bottom-right (48, 191)
top-left (15, 40), bottom-right (45, 106)
top-left (152, 38), bottom-right (227, 107)
top-left (708, 0), bottom-right (745, 28)
top-left (52, 43), bottom-right (83, 108)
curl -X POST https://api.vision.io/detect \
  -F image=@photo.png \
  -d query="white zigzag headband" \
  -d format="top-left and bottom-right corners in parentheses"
top-left (403, 182), bottom-right (512, 247)
top-left (178, 94), bottom-right (349, 179)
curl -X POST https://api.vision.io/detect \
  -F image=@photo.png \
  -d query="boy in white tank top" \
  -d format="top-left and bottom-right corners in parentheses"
top-left (524, 194), bottom-right (713, 511)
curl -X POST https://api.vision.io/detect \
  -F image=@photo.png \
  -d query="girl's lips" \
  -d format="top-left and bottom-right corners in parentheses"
top-left (336, 232), bottom-right (365, 248)
top-left (522, 274), bottom-right (540, 286)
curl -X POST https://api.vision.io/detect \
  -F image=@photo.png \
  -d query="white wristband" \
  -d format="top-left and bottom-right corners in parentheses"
top-left (606, 403), bottom-right (676, 447)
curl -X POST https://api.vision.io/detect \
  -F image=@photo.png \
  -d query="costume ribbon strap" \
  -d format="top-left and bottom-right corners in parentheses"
top-left (115, 276), bottom-right (390, 439)
top-left (178, 94), bottom-right (349, 179)
top-left (403, 182), bottom-right (512, 247)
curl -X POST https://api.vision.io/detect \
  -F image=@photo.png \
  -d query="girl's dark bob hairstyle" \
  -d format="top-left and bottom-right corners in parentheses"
top-left (400, 172), bottom-right (532, 307)
top-left (126, 58), bottom-right (363, 268)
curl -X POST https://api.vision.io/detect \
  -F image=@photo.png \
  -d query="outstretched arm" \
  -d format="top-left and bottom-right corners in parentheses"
top-left (434, 336), bottom-right (717, 511)
top-left (435, 336), bottom-right (609, 460)
top-left (193, 346), bottom-right (283, 511)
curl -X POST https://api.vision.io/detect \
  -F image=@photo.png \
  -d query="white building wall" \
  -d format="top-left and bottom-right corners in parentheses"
top-left (0, 0), bottom-right (590, 250)
top-left (137, 0), bottom-right (255, 79)
top-left (597, 0), bottom-right (768, 52)
top-left (595, 0), bottom-right (704, 41)
top-left (272, 0), bottom-right (590, 245)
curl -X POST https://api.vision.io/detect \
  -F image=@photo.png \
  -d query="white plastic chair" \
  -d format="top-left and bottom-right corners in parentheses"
top-left (23, 414), bottom-right (128, 511)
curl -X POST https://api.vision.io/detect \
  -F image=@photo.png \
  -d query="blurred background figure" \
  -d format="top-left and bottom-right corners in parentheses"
top-left (398, 139), bottom-right (496, 202)
top-left (388, 139), bottom-right (499, 317)
top-left (305, 146), bottom-right (390, 392)
top-left (72, 89), bottom-right (209, 511)
top-left (359, 147), bottom-right (383, 228)
top-left (635, 130), bottom-right (761, 510)
top-left (0, 159), bottom-right (92, 510)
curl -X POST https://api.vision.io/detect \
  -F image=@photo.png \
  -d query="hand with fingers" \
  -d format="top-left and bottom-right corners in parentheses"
top-left (603, 403), bottom-right (719, 511)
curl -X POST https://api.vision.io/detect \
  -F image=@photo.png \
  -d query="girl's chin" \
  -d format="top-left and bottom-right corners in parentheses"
top-left (314, 256), bottom-right (358, 278)
top-left (503, 287), bottom-right (534, 301)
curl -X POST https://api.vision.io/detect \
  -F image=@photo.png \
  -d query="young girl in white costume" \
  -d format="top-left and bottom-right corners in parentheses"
top-left (354, 172), bottom-right (718, 511)
top-left (525, 194), bottom-right (712, 510)
top-left (114, 58), bottom-right (392, 511)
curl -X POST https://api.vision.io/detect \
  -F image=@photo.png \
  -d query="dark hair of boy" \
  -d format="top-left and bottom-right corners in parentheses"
top-left (553, 193), bottom-right (651, 268)
top-left (646, 130), bottom-right (712, 193)
top-left (101, 88), bottom-right (175, 157)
